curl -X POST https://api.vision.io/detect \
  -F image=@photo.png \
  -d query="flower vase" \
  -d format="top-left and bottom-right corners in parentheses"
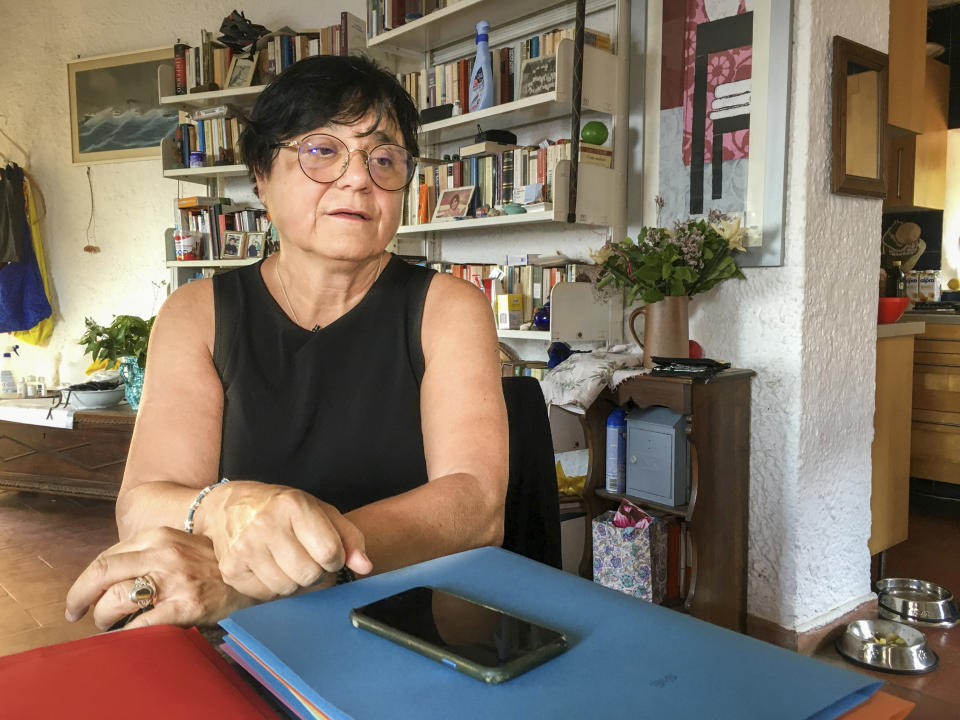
top-left (118, 356), bottom-right (145, 410)
top-left (629, 296), bottom-right (690, 369)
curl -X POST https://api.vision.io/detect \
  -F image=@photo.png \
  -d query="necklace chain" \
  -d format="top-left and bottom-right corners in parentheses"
top-left (275, 251), bottom-right (384, 329)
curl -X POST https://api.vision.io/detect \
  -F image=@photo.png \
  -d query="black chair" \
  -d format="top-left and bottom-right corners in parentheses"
top-left (500, 376), bottom-right (562, 569)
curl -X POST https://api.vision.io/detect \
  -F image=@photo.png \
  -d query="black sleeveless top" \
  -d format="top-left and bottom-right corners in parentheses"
top-left (212, 255), bottom-right (435, 512)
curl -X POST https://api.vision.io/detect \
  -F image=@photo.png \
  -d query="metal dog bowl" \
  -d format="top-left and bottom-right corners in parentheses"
top-left (836, 619), bottom-right (938, 674)
top-left (879, 604), bottom-right (958, 629)
top-left (876, 578), bottom-right (959, 627)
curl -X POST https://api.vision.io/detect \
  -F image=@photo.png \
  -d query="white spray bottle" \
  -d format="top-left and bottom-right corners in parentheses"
top-left (468, 21), bottom-right (494, 112)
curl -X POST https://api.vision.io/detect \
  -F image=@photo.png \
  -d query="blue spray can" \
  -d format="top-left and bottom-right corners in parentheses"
top-left (605, 407), bottom-right (627, 493)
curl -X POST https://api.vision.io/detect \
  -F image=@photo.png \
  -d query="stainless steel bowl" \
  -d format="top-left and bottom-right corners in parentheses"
top-left (876, 578), bottom-right (959, 625)
top-left (836, 619), bottom-right (938, 674)
top-left (879, 604), bottom-right (958, 629)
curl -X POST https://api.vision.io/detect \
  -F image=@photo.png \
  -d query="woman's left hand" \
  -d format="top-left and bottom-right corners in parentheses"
top-left (65, 526), bottom-right (258, 630)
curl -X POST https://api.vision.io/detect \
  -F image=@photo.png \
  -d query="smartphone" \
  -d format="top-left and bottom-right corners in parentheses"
top-left (350, 586), bottom-right (568, 684)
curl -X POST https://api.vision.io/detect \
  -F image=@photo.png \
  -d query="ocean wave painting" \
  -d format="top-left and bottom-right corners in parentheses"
top-left (70, 50), bottom-right (176, 160)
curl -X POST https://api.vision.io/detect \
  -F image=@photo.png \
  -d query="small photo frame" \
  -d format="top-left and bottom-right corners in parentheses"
top-left (245, 231), bottom-right (266, 259)
top-left (518, 54), bottom-right (557, 99)
top-left (226, 52), bottom-right (259, 89)
top-left (433, 185), bottom-right (476, 222)
top-left (222, 231), bottom-right (245, 259)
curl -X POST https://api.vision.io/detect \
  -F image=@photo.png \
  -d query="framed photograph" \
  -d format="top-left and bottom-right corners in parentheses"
top-left (222, 231), bottom-right (245, 259)
top-left (67, 47), bottom-right (178, 165)
top-left (518, 54), bottom-right (557, 98)
top-left (432, 186), bottom-right (475, 222)
top-left (245, 231), bottom-right (266, 259)
top-left (226, 52), bottom-right (259, 89)
top-left (636, 0), bottom-right (791, 267)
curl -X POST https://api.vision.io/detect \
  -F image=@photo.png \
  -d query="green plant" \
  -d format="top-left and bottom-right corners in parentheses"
top-left (592, 209), bottom-right (747, 305)
top-left (79, 315), bottom-right (156, 370)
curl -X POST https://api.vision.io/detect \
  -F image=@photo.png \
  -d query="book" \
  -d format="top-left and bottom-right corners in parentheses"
top-left (220, 547), bottom-right (884, 720)
top-left (341, 11), bottom-right (366, 56)
top-left (177, 196), bottom-right (231, 208)
top-left (458, 140), bottom-right (521, 157)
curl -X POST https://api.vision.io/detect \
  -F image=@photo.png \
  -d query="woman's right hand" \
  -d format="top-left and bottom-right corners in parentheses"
top-left (195, 481), bottom-right (373, 600)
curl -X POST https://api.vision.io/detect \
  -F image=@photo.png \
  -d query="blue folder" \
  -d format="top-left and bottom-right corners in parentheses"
top-left (221, 547), bottom-right (880, 720)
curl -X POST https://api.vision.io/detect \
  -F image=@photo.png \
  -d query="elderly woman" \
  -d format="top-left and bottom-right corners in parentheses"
top-left (66, 54), bottom-right (508, 629)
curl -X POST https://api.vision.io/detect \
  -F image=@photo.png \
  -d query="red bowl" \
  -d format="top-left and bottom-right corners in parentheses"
top-left (878, 297), bottom-right (910, 324)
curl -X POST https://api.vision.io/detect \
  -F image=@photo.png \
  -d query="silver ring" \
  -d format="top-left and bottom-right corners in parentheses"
top-left (129, 576), bottom-right (156, 608)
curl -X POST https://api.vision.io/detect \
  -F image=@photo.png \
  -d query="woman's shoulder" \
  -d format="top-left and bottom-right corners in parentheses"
top-left (154, 278), bottom-right (216, 352)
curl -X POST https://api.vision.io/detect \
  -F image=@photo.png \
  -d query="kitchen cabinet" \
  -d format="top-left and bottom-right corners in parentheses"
top-left (911, 321), bottom-right (960, 485)
top-left (888, 0), bottom-right (927, 134)
top-left (870, 322), bottom-right (925, 555)
top-left (883, 58), bottom-right (950, 211)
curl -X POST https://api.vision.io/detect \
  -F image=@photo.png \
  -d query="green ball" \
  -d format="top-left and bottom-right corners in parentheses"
top-left (581, 121), bottom-right (608, 145)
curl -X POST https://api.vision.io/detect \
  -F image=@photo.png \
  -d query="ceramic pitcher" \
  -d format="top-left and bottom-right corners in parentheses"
top-left (629, 296), bottom-right (690, 369)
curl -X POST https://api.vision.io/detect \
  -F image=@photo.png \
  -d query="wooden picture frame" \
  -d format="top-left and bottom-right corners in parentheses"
top-left (433, 186), bottom-right (475, 222)
top-left (245, 231), bottom-right (266, 259)
top-left (221, 231), bottom-right (245, 259)
top-left (226, 52), bottom-right (259, 89)
top-left (67, 47), bottom-right (177, 165)
top-left (831, 36), bottom-right (888, 198)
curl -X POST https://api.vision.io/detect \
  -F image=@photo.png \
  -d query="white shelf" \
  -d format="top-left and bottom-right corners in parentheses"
top-left (497, 329), bottom-right (550, 339)
top-left (158, 64), bottom-right (264, 110)
top-left (165, 258), bottom-right (259, 268)
top-left (397, 161), bottom-right (619, 235)
top-left (160, 137), bottom-right (248, 185)
top-left (419, 42), bottom-right (617, 145)
top-left (368, 0), bottom-right (565, 53)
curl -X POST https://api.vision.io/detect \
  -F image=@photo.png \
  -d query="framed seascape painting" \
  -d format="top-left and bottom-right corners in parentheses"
top-left (636, 0), bottom-right (792, 267)
top-left (68, 47), bottom-right (178, 164)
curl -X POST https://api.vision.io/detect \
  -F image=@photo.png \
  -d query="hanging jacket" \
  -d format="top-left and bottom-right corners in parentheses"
top-left (12, 176), bottom-right (54, 345)
top-left (0, 164), bottom-right (24, 263)
top-left (0, 164), bottom-right (51, 333)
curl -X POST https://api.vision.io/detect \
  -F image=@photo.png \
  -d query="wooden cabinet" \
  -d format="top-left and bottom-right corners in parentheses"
top-left (579, 370), bottom-right (754, 632)
top-left (888, 0), bottom-right (928, 134)
top-left (911, 322), bottom-right (960, 485)
top-left (884, 59), bottom-right (950, 210)
top-left (870, 328), bottom-right (922, 555)
top-left (0, 408), bottom-right (136, 500)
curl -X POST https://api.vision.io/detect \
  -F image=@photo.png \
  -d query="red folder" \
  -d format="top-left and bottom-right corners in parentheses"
top-left (0, 625), bottom-right (280, 719)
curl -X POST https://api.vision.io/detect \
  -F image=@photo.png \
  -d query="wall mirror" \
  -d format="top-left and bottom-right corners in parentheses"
top-left (831, 36), bottom-right (888, 197)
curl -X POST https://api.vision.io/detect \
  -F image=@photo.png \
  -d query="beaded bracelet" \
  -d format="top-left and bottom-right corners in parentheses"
top-left (184, 477), bottom-right (230, 534)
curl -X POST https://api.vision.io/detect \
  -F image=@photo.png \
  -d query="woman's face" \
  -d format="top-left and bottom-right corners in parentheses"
top-left (256, 111), bottom-right (406, 263)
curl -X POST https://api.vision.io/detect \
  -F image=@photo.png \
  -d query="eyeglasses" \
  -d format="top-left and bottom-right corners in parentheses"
top-left (273, 133), bottom-right (418, 192)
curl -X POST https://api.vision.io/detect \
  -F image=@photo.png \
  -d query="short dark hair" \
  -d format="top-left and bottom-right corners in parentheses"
top-left (239, 54), bottom-right (420, 182)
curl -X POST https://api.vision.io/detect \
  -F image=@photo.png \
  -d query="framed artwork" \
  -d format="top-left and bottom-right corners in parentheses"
top-left (221, 231), bottom-right (245, 259)
top-left (226, 52), bottom-right (259, 89)
top-left (433, 186), bottom-right (475, 222)
top-left (67, 47), bottom-right (178, 165)
top-left (518, 54), bottom-right (558, 98)
top-left (245, 231), bottom-right (266, 259)
top-left (635, 0), bottom-right (791, 267)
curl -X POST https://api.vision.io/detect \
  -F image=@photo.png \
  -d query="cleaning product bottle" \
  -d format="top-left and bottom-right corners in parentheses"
top-left (605, 407), bottom-right (627, 493)
top-left (468, 21), bottom-right (494, 112)
top-left (1, 345), bottom-right (20, 397)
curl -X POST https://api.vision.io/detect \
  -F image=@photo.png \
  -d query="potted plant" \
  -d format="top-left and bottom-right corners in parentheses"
top-left (591, 206), bottom-right (746, 366)
top-left (78, 315), bottom-right (155, 409)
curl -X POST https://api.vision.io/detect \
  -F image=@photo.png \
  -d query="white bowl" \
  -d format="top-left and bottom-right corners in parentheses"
top-left (68, 387), bottom-right (126, 409)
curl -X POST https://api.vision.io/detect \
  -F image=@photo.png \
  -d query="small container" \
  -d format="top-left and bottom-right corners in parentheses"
top-left (918, 270), bottom-right (941, 302)
top-left (886, 261), bottom-right (905, 297)
top-left (904, 270), bottom-right (920, 304)
top-left (24, 375), bottom-right (37, 397)
top-left (189, 151), bottom-right (205, 168)
top-left (605, 408), bottom-right (627, 493)
top-left (836, 619), bottom-right (938, 674)
top-left (35, 377), bottom-right (46, 397)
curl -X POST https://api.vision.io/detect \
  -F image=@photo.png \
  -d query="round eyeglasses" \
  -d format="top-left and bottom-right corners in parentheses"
top-left (273, 133), bottom-right (418, 192)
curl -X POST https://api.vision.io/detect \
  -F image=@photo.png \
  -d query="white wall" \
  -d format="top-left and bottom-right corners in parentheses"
top-left (686, 0), bottom-right (887, 630)
top-left (0, 0), bottom-right (888, 631)
top-left (0, 0), bottom-right (363, 383)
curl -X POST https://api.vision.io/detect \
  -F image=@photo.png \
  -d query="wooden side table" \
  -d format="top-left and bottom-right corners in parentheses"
top-left (0, 407), bottom-right (136, 500)
top-left (580, 370), bottom-right (753, 632)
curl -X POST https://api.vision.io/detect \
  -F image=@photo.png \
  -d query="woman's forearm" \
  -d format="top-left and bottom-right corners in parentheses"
top-left (115, 481), bottom-right (215, 539)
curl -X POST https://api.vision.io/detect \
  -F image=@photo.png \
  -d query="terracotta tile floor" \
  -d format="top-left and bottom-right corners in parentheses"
top-left (0, 488), bottom-right (958, 719)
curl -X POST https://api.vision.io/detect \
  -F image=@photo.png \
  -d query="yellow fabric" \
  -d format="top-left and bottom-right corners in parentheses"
top-left (12, 178), bottom-right (53, 346)
top-left (556, 459), bottom-right (586, 497)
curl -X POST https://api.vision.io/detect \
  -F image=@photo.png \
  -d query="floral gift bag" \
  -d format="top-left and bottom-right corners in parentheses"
top-left (592, 501), bottom-right (669, 603)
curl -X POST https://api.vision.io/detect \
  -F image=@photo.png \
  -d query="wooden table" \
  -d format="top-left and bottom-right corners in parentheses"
top-left (580, 369), bottom-right (754, 632)
top-left (0, 407), bottom-right (136, 500)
